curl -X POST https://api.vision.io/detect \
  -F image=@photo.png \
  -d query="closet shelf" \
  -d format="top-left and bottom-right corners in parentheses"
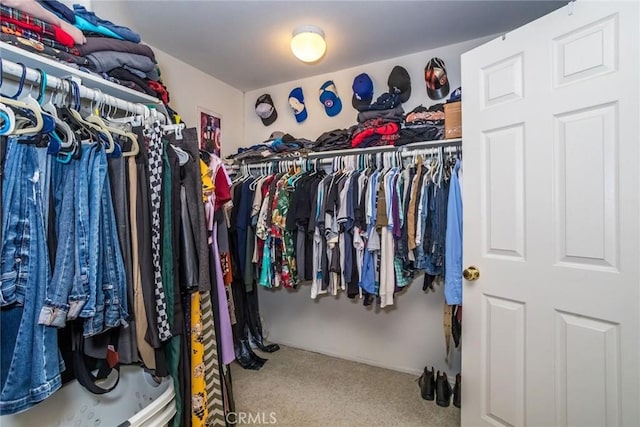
top-left (0, 41), bottom-right (160, 104)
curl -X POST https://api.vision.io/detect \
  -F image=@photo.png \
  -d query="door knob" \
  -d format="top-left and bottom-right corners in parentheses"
top-left (463, 266), bottom-right (480, 281)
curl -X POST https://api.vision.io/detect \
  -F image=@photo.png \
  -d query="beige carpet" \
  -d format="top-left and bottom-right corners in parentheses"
top-left (230, 345), bottom-right (460, 427)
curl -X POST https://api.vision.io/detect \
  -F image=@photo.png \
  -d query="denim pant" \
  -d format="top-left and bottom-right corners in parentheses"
top-left (1, 138), bottom-right (62, 415)
top-left (38, 159), bottom-right (86, 327)
top-left (36, 145), bottom-right (128, 336)
top-left (80, 145), bottom-right (128, 337)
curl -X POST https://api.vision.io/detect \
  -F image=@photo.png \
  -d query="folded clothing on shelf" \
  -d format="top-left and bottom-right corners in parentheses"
top-left (351, 118), bottom-right (400, 148)
top-left (404, 104), bottom-right (444, 127)
top-left (1, 21), bottom-right (80, 54)
top-left (357, 105), bottom-right (404, 124)
top-left (73, 4), bottom-right (140, 43)
top-left (0, 32), bottom-right (90, 66)
top-left (39, 0), bottom-right (76, 24)
top-left (1, 4), bottom-right (74, 47)
top-left (86, 51), bottom-right (156, 73)
top-left (311, 128), bottom-right (353, 151)
top-left (77, 37), bottom-right (156, 61)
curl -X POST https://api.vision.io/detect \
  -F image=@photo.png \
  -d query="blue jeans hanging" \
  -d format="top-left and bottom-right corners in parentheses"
top-left (0, 138), bottom-right (63, 415)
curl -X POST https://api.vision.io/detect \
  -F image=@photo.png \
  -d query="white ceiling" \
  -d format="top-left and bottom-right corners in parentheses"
top-left (98, 1), bottom-right (566, 92)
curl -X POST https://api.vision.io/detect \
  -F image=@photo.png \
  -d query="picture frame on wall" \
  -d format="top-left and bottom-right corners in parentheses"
top-left (197, 106), bottom-right (222, 156)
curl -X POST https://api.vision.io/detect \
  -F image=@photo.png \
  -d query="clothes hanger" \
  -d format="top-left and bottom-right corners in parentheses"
top-left (163, 122), bottom-right (184, 140)
top-left (41, 75), bottom-right (74, 149)
top-left (93, 92), bottom-right (140, 157)
top-left (84, 91), bottom-right (121, 154)
top-left (0, 63), bottom-right (44, 135)
top-left (64, 80), bottom-right (116, 152)
top-left (0, 96), bottom-right (43, 135)
top-left (0, 102), bottom-right (16, 136)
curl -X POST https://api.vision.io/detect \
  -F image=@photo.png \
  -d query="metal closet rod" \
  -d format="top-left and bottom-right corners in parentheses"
top-left (228, 139), bottom-right (462, 171)
top-left (1, 57), bottom-right (154, 117)
top-left (305, 138), bottom-right (462, 160)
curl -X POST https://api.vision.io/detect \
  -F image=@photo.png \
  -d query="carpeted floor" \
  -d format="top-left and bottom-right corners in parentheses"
top-left (230, 345), bottom-right (460, 427)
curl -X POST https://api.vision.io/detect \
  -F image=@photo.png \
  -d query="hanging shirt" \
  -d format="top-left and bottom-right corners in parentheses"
top-left (444, 159), bottom-right (463, 305)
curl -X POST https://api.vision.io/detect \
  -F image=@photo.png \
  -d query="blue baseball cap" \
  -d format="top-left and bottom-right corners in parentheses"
top-left (288, 87), bottom-right (307, 123)
top-left (447, 86), bottom-right (461, 102)
top-left (352, 73), bottom-right (373, 111)
top-left (319, 80), bottom-right (342, 117)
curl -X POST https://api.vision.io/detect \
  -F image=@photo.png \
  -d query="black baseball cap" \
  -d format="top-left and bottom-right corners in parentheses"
top-left (255, 94), bottom-right (278, 126)
top-left (425, 57), bottom-right (450, 100)
top-left (388, 66), bottom-right (411, 103)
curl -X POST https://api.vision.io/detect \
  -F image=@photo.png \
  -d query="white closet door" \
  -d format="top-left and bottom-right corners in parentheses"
top-left (461, 1), bottom-right (639, 426)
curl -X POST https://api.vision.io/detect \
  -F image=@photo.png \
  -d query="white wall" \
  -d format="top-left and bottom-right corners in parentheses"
top-left (82, 0), bottom-right (244, 157)
top-left (243, 36), bottom-right (491, 147)
top-left (151, 46), bottom-right (244, 158)
top-left (247, 36), bottom-right (494, 378)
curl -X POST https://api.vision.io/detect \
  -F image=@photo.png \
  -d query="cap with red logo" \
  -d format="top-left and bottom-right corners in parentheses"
top-left (319, 80), bottom-right (342, 117)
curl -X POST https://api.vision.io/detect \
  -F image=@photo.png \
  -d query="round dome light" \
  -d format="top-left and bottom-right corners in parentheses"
top-left (291, 25), bottom-right (326, 63)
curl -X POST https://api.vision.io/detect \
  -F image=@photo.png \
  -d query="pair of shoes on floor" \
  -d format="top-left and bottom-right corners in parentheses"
top-left (418, 367), bottom-right (461, 408)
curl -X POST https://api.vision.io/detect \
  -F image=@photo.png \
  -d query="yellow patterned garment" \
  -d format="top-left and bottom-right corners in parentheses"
top-left (201, 159), bottom-right (214, 202)
top-left (191, 292), bottom-right (208, 426)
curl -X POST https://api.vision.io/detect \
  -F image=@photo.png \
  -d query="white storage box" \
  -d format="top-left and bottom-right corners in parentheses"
top-left (2, 365), bottom-right (175, 427)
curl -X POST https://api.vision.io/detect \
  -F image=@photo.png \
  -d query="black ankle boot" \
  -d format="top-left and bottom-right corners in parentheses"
top-left (435, 371), bottom-right (452, 407)
top-left (418, 367), bottom-right (436, 400)
top-left (453, 373), bottom-right (461, 408)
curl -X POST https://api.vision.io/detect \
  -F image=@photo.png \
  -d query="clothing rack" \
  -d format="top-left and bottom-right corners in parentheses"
top-left (305, 137), bottom-right (462, 160)
top-left (1, 57), bottom-right (162, 118)
top-left (227, 138), bottom-right (462, 173)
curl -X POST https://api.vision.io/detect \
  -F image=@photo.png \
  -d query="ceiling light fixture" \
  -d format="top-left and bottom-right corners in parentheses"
top-left (291, 25), bottom-right (326, 63)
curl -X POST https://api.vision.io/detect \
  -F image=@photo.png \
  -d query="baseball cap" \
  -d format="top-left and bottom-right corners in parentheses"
top-left (352, 73), bottom-right (374, 111)
top-left (425, 57), bottom-right (450, 100)
top-left (288, 87), bottom-right (308, 123)
top-left (255, 94), bottom-right (277, 126)
top-left (319, 80), bottom-right (342, 117)
top-left (388, 66), bottom-right (411, 103)
top-left (447, 86), bottom-right (461, 102)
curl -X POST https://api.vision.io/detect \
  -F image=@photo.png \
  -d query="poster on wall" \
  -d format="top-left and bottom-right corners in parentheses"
top-left (198, 106), bottom-right (222, 156)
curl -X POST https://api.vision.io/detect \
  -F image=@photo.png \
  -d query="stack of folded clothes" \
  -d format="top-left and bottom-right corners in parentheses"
top-left (77, 37), bottom-right (167, 101)
top-left (311, 128), bottom-right (354, 151)
top-left (227, 132), bottom-right (308, 163)
top-left (351, 92), bottom-right (403, 148)
top-left (0, 0), bottom-right (171, 103)
top-left (395, 103), bottom-right (445, 146)
top-left (0, 1), bottom-right (89, 65)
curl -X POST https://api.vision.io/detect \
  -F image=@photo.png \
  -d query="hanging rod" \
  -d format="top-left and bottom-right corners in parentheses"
top-left (1, 57), bottom-right (157, 117)
top-left (304, 138), bottom-right (462, 160)
top-left (227, 138), bottom-right (462, 172)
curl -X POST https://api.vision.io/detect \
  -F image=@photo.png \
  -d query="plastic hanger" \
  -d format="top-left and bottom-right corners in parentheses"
top-left (0, 103), bottom-right (16, 135)
top-left (106, 101), bottom-right (144, 127)
top-left (0, 96), bottom-right (43, 135)
top-left (84, 92), bottom-right (120, 154)
top-left (42, 80), bottom-right (74, 148)
top-left (63, 80), bottom-right (114, 151)
top-left (163, 122), bottom-right (184, 140)
top-left (170, 144), bottom-right (190, 165)
top-left (0, 61), bottom-right (27, 99)
top-left (96, 92), bottom-right (139, 156)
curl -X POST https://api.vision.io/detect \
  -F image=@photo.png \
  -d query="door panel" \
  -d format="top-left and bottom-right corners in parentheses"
top-left (553, 103), bottom-right (618, 270)
top-left (482, 124), bottom-right (526, 260)
top-left (461, 2), bottom-right (639, 426)
top-left (555, 311), bottom-right (621, 427)
top-left (482, 295), bottom-right (526, 427)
